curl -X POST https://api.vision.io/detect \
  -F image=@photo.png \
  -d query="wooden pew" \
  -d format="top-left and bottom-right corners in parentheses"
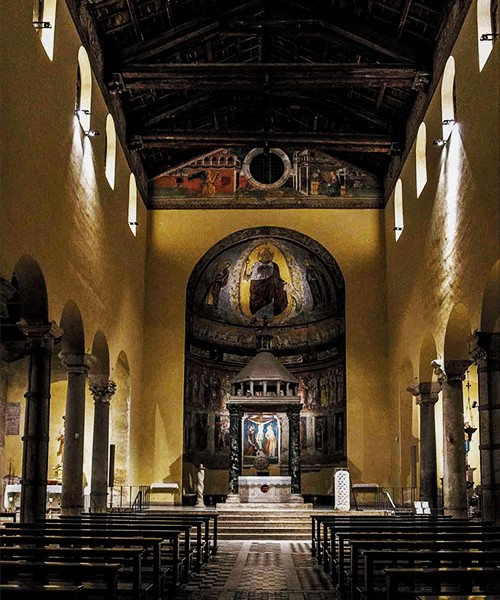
top-left (0, 560), bottom-right (121, 600)
top-left (384, 566), bottom-right (500, 599)
top-left (0, 545), bottom-right (147, 600)
top-left (357, 549), bottom-right (500, 600)
top-left (332, 529), bottom-right (500, 592)
top-left (0, 533), bottom-right (166, 599)
top-left (3, 522), bottom-right (187, 586)
top-left (0, 583), bottom-right (86, 599)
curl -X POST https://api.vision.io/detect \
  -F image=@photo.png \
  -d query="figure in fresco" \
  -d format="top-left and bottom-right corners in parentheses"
top-left (202, 171), bottom-right (218, 197)
top-left (323, 170), bottom-right (341, 196)
top-left (304, 259), bottom-right (331, 308)
top-left (244, 247), bottom-right (288, 319)
top-left (246, 424), bottom-right (258, 455)
top-left (265, 424), bottom-right (277, 457)
top-left (209, 372), bottom-right (220, 409)
top-left (310, 171), bottom-right (320, 195)
top-left (215, 415), bottom-right (230, 451)
top-left (203, 261), bottom-right (231, 308)
top-left (319, 374), bottom-right (328, 407)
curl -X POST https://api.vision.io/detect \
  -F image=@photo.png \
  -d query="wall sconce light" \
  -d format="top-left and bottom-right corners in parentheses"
top-left (442, 119), bottom-right (455, 126)
top-left (432, 139), bottom-right (447, 147)
top-left (85, 130), bottom-right (100, 137)
top-left (393, 226), bottom-right (403, 231)
top-left (75, 108), bottom-right (91, 117)
top-left (480, 33), bottom-right (499, 41)
top-left (32, 21), bottom-right (52, 28)
top-left (129, 221), bottom-right (139, 227)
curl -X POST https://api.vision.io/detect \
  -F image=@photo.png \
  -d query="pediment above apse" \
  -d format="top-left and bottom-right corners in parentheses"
top-left (150, 147), bottom-right (381, 209)
top-left (187, 229), bottom-right (344, 356)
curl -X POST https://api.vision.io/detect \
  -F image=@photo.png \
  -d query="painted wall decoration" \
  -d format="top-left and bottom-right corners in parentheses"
top-left (242, 414), bottom-right (280, 466)
top-left (5, 403), bottom-right (21, 436)
top-left (192, 237), bottom-right (338, 328)
top-left (151, 148), bottom-right (382, 209)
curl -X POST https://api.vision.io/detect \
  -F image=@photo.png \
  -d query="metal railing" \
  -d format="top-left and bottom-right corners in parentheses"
top-left (88, 486), bottom-right (151, 513)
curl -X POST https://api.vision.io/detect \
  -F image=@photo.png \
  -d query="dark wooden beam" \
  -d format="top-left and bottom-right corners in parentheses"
top-left (141, 94), bottom-right (213, 127)
top-left (137, 130), bottom-right (394, 152)
top-left (121, 63), bottom-right (428, 90)
top-left (125, 0), bottom-right (144, 42)
top-left (397, 0), bottom-right (414, 39)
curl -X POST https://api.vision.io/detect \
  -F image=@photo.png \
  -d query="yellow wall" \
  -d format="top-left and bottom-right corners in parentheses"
top-left (384, 1), bottom-right (499, 487)
top-left (0, 3), bottom-right (148, 483)
top-left (143, 209), bottom-right (391, 490)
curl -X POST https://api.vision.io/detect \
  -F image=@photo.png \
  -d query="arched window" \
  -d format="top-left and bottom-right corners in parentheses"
top-left (76, 47), bottom-right (92, 133)
top-left (128, 174), bottom-right (138, 236)
top-left (394, 179), bottom-right (404, 241)
top-left (33, 0), bottom-right (57, 61)
top-left (105, 115), bottom-right (116, 189)
top-left (416, 122), bottom-right (427, 198)
top-left (477, 0), bottom-right (497, 71)
top-left (441, 56), bottom-right (456, 140)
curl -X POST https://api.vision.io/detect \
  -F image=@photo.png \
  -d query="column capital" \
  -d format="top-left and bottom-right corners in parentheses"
top-left (59, 352), bottom-right (95, 375)
top-left (18, 319), bottom-right (63, 350)
top-left (443, 359), bottom-right (473, 382)
top-left (407, 381), bottom-right (441, 404)
top-left (471, 331), bottom-right (500, 369)
top-left (89, 379), bottom-right (116, 403)
top-left (227, 403), bottom-right (244, 416)
top-left (286, 403), bottom-right (302, 416)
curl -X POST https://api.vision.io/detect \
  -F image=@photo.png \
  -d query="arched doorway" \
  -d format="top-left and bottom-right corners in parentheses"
top-left (183, 227), bottom-right (345, 499)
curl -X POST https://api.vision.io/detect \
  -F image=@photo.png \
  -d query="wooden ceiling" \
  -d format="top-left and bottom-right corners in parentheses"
top-left (66, 0), bottom-right (472, 206)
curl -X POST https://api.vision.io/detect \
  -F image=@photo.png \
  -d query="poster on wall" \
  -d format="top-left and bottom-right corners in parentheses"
top-left (242, 414), bottom-right (280, 466)
top-left (5, 403), bottom-right (21, 435)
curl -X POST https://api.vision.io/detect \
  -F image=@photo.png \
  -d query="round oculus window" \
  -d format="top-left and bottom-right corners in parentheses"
top-left (242, 148), bottom-right (291, 190)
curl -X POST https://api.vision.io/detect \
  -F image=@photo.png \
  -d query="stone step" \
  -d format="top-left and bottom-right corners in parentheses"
top-left (219, 533), bottom-right (311, 540)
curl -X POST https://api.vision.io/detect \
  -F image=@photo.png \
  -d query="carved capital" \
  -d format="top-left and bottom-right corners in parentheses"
top-left (431, 359), bottom-right (446, 382)
top-left (18, 319), bottom-right (63, 351)
top-left (89, 380), bottom-right (117, 404)
top-left (227, 403), bottom-right (244, 417)
top-left (472, 331), bottom-right (500, 369)
top-left (286, 403), bottom-right (302, 418)
top-left (59, 352), bottom-right (96, 375)
top-left (418, 381), bottom-right (442, 404)
top-left (443, 359), bottom-right (473, 382)
top-left (406, 382), bottom-right (421, 397)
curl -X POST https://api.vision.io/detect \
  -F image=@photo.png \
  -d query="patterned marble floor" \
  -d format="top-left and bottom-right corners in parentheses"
top-left (172, 541), bottom-right (338, 600)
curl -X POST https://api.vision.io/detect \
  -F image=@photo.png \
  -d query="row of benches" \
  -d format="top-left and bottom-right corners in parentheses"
top-left (310, 513), bottom-right (500, 599)
top-left (0, 509), bottom-right (218, 599)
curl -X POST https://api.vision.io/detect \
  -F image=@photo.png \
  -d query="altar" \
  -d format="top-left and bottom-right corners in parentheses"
top-left (237, 476), bottom-right (291, 503)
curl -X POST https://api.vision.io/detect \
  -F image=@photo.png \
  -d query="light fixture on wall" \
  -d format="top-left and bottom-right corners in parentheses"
top-left (32, 21), bottom-right (52, 28)
top-left (128, 221), bottom-right (139, 227)
top-left (85, 130), bottom-right (100, 137)
top-left (75, 108), bottom-right (91, 117)
top-left (432, 139), bottom-right (447, 147)
top-left (442, 119), bottom-right (456, 126)
top-left (480, 33), bottom-right (499, 41)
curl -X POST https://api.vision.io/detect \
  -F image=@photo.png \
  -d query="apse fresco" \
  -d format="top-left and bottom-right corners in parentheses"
top-left (193, 238), bottom-right (337, 327)
top-left (151, 148), bottom-right (382, 209)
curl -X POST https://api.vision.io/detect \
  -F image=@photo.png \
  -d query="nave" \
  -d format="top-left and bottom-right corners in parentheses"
top-left (173, 540), bottom-right (336, 600)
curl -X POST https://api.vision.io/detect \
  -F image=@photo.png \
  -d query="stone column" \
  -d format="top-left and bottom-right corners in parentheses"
top-left (287, 403), bottom-right (302, 494)
top-left (438, 359), bottom-right (472, 518)
top-left (89, 379), bottom-right (116, 512)
top-left (227, 403), bottom-right (243, 495)
top-left (471, 332), bottom-right (500, 524)
top-left (59, 352), bottom-right (94, 516)
top-left (407, 381), bottom-right (441, 509)
top-left (18, 321), bottom-right (63, 523)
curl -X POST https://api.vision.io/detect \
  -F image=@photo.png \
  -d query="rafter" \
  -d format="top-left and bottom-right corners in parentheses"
top-left (137, 130), bottom-right (394, 153)
top-left (120, 63), bottom-right (428, 91)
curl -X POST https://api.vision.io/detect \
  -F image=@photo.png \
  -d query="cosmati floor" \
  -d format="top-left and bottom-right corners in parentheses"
top-left (172, 541), bottom-right (339, 600)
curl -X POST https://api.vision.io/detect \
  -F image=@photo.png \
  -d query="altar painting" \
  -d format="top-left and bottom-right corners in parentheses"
top-left (243, 414), bottom-right (280, 466)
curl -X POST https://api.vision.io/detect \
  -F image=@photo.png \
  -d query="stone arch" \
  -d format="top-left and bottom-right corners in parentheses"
top-left (419, 332), bottom-right (438, 383)
top-left (184, 226), bottom-right (346, 497)
top-left (444, 303), bottom-right (471, 360)
top-left (12, 255), bottom-right (49, 325)
top-left (110, 351), bottom-right (131, 486)
top-left (480, 259), bottom-right (500, 332)
top-left (59, 300), bottom-right (85, 356)
top-left (90, 330), bottom-right (110, 379)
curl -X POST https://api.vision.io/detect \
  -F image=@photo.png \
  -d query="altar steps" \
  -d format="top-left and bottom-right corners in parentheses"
top-left (217, 507), bottom-right (313, 540)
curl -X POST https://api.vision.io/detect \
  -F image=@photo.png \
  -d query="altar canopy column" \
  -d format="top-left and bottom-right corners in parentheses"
top-left (437, 359), bottom-right (472, 518)
top-left (287, 403), bottom-right (302, 494)
top-left (19, 321), bottom-right (63, 523)
top-left (228, 403), bottom-right (243, 494)
top-left (89, 379), bottom-right (116, 511)
top-left (407, 381), bottom-right (441, 509)
top-left (471, 333), bottom-right (500, 524)
top-left (59, 352), bottom-right (94, 515)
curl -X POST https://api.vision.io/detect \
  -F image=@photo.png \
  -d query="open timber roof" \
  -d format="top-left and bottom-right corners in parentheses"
top-left (66, 0), bottom-right (472, 207)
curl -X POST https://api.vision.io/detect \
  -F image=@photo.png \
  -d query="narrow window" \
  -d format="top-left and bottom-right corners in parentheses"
top-left (76, 46), bottom-right (92, 133)
top-left (33, 0), bottom-right (57, 61)
top-left (477, 0), bottom-right (496, 71)
top-left (105, 115), bottom-right (117, 189)
top-left (394, 179), bottom-right (404, 241)
top-left (441, 56), bottom-right (456, 141)
top-left (128, 174), bottom-right (138, 236)
top-left (416, 123), bottom-right (427, 198)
